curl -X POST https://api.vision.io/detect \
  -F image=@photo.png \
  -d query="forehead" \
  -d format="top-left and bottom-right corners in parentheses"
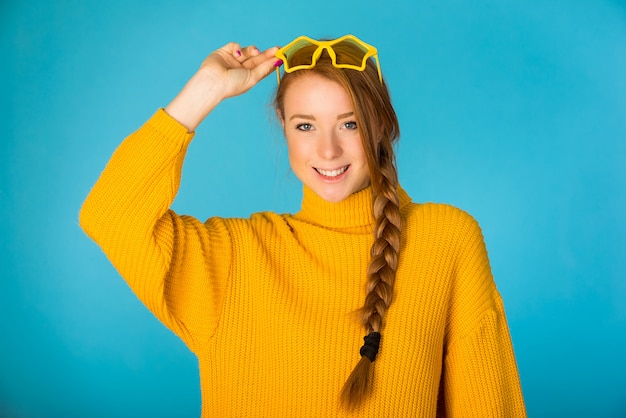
top-left (282, 73), bottom-right (354, 116)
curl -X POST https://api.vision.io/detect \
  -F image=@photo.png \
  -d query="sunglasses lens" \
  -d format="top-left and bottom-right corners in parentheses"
top-left (283, 40), bottom-right (318, 68)
top-left (332, 38), bottom-right (370, 67)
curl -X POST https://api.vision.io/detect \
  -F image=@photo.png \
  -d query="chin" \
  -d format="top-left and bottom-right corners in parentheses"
top-left (316, 189), bottom-right (349, 203)
top-left (324, 196), bottom-right (348, 203)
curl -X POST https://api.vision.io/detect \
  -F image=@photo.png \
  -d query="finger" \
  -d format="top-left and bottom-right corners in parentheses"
top-left (240, 46), bottom-right (280, 70)
top-left (223, 42), bottom-right (243, 58)
top-left (212, 42), bottom-right (245, 65)
top-left (247, 47), bottom-right (283, 83)
top-left (231, 45), bottom-right (259, 65)
top-left (241, 45), bottom-right (261, 58)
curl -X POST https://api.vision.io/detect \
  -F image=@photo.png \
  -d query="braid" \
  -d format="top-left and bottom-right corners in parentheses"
top-left (340, 138), bottom-right (402, 409)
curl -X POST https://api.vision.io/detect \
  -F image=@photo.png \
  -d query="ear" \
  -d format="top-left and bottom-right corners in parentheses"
top-left (377, 126), bottom-right (385, 142)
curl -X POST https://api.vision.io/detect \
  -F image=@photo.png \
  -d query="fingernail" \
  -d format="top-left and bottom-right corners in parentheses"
top-left (236, 50), bottom-right (242, 57)
top-left (274, 59), bottom-right (283, 67)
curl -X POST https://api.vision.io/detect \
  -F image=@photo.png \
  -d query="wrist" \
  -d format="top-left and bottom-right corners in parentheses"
top-left (165, 69), bottom-right (225, 132)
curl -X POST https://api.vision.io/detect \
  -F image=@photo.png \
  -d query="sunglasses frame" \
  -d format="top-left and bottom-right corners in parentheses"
top-left (275, 34), bottom-right (383, 84)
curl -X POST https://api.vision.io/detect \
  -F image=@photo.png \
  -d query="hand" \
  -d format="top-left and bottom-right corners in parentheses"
top-left (200, 42), bottom-right (281, 99)
top-left (166, 42), bottom-right (281, 132)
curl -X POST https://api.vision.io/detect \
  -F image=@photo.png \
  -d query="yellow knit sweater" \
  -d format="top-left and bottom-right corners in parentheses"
top-left (80, 109), bottom-right (526, 417)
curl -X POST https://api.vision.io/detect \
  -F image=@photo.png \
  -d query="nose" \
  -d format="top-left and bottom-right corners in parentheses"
top-left (317, 131), bottom-right (342, 160)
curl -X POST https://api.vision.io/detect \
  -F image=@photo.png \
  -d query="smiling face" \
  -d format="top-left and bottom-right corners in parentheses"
top-left (280, 74), bottom-right (371, 203)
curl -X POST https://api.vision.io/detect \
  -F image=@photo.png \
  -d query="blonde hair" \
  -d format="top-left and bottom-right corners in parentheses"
top-left (273, 40), bottom-right (401, 409)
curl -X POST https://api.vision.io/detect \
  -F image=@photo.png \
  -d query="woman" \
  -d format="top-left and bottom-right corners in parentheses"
top-left (80, 35), bottom-right (526, 416)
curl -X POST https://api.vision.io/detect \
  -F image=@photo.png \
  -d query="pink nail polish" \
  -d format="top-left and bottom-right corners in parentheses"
top-left (274, 59), bottom-right (283, 68)
top-left (236, 50), bottom-right (242, 57)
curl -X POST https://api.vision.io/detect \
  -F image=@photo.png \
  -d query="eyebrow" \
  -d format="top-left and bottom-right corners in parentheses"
top-left (288, 112), bottom-right (354, 121)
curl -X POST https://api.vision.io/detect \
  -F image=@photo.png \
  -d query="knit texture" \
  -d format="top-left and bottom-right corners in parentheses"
top-left (80, 109), bottom-right (527, 417)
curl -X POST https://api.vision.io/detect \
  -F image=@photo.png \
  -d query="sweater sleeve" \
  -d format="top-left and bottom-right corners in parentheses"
top-left (438, 212), bottom-right (526, 417)
top-left (79, 109), bottom-right (231, 352)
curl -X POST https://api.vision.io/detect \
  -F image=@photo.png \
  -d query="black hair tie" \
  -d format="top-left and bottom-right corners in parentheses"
top-left (360, 332), bottom-right (381, 362)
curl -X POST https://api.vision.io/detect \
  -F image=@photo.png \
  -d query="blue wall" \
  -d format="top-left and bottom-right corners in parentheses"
top-left (2, 0), bottom-right (625, 416)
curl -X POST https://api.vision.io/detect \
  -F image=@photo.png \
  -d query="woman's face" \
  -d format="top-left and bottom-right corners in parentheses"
top-left (281, 74), bottom-right (371, 203)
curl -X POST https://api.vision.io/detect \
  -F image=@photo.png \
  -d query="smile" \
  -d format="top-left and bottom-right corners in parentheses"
top-left (314, 165), bottom-right (349, 178)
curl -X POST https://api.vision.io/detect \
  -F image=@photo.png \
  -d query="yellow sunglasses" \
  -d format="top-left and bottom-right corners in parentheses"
top-left (275, 34), bottom-right (383, 84)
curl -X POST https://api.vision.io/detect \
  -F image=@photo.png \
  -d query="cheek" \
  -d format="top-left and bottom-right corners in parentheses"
top-left (286, 138), bottom-right (306, 168)
top-left (350, 137), bottom-right (368, 163)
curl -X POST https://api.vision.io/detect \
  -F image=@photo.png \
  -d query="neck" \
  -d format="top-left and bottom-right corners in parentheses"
top-left (293, 185), bottom-right (411, 232)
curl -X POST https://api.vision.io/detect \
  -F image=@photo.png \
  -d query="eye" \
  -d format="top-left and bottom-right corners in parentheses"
top-left (343, 121), bottom-right (358, 130)
top-left (296, 123), bottom-right (313, 131)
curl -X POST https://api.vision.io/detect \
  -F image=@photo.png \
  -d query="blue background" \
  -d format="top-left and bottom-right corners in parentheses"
top-left (2, 0), bottom-right (625, 416)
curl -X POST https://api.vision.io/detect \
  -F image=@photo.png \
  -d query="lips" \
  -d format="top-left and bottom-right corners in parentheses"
top-left (314, 165), bottom-right (349, 178)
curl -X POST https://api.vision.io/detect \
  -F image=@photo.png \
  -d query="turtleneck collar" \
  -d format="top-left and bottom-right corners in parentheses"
top-left (293, 185), bottom-right (412, 231)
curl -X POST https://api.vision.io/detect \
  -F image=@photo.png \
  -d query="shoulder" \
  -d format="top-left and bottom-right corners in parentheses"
top-left (400, 201), bottom-right (488, 260)
top-left (403, 201), bottom-right (482, 234)
top-left (215, 210), bottom-right (294, 235)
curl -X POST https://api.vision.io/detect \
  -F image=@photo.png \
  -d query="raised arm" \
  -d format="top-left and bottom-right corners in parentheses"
top-left (79, 42), bottom-right (280, 350)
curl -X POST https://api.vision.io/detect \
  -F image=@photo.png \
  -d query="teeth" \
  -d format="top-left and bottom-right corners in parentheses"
top-left (316, 166), bottom-right (348, 177)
